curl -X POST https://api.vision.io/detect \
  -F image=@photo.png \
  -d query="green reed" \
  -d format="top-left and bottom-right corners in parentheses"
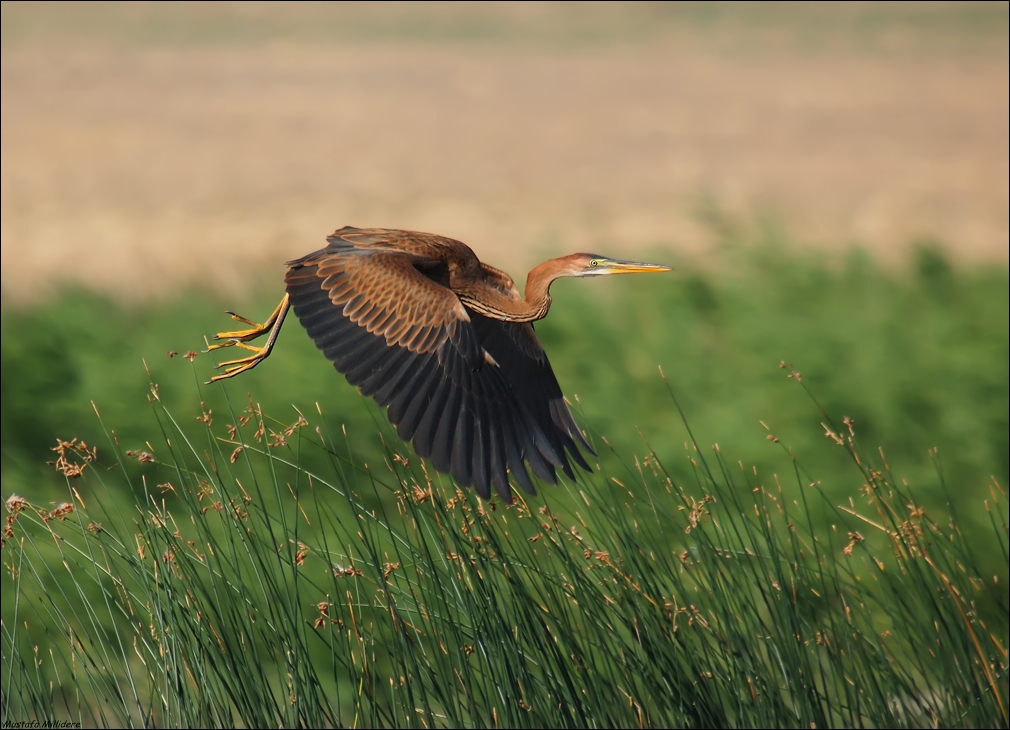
top-left (3, 364), bottom-right (1006, 727)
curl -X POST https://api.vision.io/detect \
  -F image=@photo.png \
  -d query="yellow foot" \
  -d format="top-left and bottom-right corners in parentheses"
top-left (205, 294), bottom-right (290, 383)
top-left (207, 312), bottom-right (273, 352)
top-left (209, 345), bottom-right (270, 382)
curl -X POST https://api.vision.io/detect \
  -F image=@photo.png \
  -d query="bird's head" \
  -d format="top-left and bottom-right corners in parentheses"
top-left (560, 253), bottom-right (672, 278)
top-left (525, 252), bottom-right (672, 303)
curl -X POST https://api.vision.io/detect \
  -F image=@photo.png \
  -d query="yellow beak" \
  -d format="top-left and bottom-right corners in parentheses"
top-left (601, 258), bottom-right (672, 274)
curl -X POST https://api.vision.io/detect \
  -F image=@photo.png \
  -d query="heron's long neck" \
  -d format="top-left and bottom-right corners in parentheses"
top-left (521, 261), bottom-right (560, 319)
top-left (457, 261), bottom-right (561, 323)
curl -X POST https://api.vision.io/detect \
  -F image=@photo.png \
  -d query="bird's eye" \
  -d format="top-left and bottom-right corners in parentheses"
top-left (590, 259), bottom-right (599, 267)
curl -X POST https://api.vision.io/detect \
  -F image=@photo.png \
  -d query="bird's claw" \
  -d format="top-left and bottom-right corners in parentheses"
top-left (207, 346), bottom-right (268, 383)
top-left (205, 337), bottom-right (235, 353)
top-left (204, 335), bottom-right (261, 354)
top-left (203, 310), bottom-right (273, 355)
top-left (224, 310), bottom-right (260, 327)
top-left (205, 294), bottom-right (290, 383)
top-left (210, 312), bottom-right (273, 344)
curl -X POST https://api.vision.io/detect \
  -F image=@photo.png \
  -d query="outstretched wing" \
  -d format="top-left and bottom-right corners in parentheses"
top-left (285, 237), bottom-right (592, 501)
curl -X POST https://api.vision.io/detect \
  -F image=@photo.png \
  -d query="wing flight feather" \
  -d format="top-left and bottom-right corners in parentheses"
top-left (284, 228), bottom-right (592, 501)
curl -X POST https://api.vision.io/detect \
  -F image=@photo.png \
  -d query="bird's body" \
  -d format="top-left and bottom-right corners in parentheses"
top-left (210, 226), bottom-right (669, 502)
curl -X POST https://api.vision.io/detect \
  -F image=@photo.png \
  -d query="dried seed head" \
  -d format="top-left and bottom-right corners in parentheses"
top-left (6, 494), bottom-right (28, 514)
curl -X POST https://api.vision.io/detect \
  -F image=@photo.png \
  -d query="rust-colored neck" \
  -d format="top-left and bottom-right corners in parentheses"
top-left (520, 259), bottom-right (564, 318)
top-left (457, 258), bottom-right (569, 323)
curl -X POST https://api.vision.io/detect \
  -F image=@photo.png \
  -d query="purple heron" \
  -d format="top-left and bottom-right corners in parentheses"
top-left (209, 226), bottom-right (670, 502)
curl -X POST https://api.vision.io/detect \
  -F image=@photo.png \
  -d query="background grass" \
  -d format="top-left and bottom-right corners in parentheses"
top-left (2, 330), bottom-right (1006, 727)
top-left (3, 225), bottom-right (1008, 727)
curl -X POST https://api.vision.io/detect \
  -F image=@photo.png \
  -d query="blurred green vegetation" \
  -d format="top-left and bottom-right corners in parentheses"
top-left (3, 232), bottom-right (1006, 543)
top-left (3, 1), bottom-right (1006, 55)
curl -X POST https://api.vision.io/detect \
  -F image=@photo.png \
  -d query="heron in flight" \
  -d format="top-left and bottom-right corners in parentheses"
top-left (209, 227), bottom-right (670, 502)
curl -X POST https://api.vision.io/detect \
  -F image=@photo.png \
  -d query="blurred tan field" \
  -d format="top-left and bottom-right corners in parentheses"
top-left (2, 1), bottom-right (1007, 302)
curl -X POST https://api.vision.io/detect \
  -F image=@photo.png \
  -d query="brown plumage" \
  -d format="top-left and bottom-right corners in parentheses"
top-left (209, 226), bottom-right (670, 502)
